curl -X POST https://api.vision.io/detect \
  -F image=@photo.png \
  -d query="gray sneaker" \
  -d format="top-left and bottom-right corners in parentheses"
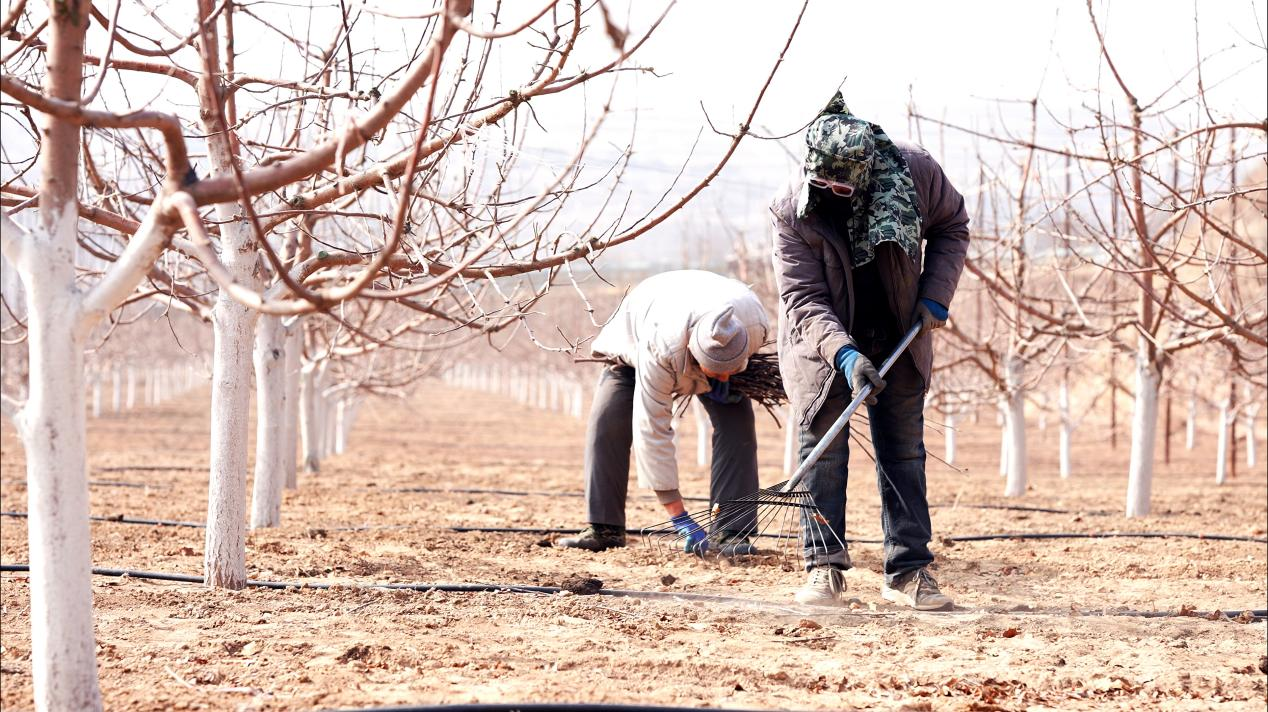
top-left (717, 532), bottom-right (758, 557)
top-left (882, 568), bottom-right (953, 611)
top-left (793, 566), bottom-right (846, 606)
top-left (556, 524), bottom-right (626, 552)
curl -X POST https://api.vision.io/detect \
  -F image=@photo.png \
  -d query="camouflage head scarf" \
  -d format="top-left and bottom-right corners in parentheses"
top-left (795, 92), bottom-right (921, 267)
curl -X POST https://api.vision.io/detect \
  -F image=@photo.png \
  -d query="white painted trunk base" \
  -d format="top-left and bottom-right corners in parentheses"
top-left (19, 214), bottom-right (105, 711)
top-left (1003, 358), bottom-right (1027, 498)
top-left (1215, 400), bottom-right (1230, 485)
top-left (282, 325), bottom-right (301, 489)
top-left (204, 298), bottom-right (258, 589)
top-left (1124, 353), bottom-right (1160, 517)
top-left (693, 398), bottom-right (710, 467)
top-left (250, 316), bottom-right (287, 529)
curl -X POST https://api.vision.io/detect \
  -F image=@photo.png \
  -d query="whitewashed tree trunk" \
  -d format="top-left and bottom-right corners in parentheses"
top-left (91, 376), bottom-right (101, 418)
top-left (322, 391), bottom-right (337, 458)
top-left (1059, 378), bottom-right (1073, 479)
top-left (1003, 357), bottom-right (1027, 497)
top-left (282, 324), bottom-right (301, 489)
top-left (1244, 404), bottom-right (1260, 468)
top-left (693, 398), bottom-right (711, 467)
top-left (1125, 352), bottom-right (1161, 516)
top-left (944, 412), bottom-right (956, 466)
top-left (250, 315), bottom-right (287, 528)
top-left (198, 4), bottom-right (263, 590)
top-left (204, 270), bottom-right (258, 588)
top-left (11, 207), bottom-right (103, 711)
top-left (1215, 398), bottom-right (1231, 485)
top-left (300, 364), bottom-right (322, 473)
top-left (111, 368), bottom-right (122, 413)
top-left (334, 398), bottom-right (347, 454)
top-left (998, 400), bottom-right (1009, 477)
top-left (125, 366), bottom-right (136, 409)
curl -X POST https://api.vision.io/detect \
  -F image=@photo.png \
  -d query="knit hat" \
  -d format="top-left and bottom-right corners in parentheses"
top-left (689, 306), bottom-right (749, 374)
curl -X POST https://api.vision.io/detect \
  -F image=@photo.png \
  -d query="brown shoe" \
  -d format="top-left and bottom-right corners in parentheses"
top-left (882, 568), bottom-right (953, 611)
top-left (556, 524), bottom-right (626, 552)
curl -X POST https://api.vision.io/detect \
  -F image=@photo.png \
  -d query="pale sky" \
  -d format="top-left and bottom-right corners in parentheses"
top-left (2, 0), bottom-right (1264, 271)
top-left (512, 0), bottom-right (1267, 268)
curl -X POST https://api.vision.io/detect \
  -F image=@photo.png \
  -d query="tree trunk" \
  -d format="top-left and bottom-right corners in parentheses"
top-left (1003, 357), bottom-right (1027, 497)
top-left (282, 323), bottom-right (301, 489)
top-left (1124, 351), bottom-right (1161, 517)
top-left (250, 315), bottom-right (287, 528)
top-left (944, 412), bottom-right (956, 466)
top-left (1246, 405), bottom-right (1259, 468)
top-left (126, 366), bottom-right (136, 409)
top-left (1215, 398), bottom-right (1230, 485)
top-left (300, 364), bottom-right (322, 473)
top-left (334, 398), bottom-right (347, 454)
top-left (91, 375), bottom-right (101, 418)
top-left (198, 0), bottom-right (261, 590)
top-left (111, 368), bottom-right (122, 413)
top-left (18, 207), bottom-right (104, 712)
top-left (783, 404), bottom-right (797, 475)
top-left (693, 398), bottom-right (710, 467)
top-left (998, 400), bottom-right (1009, 477)
top-left (12, 4), bottom-right (104, 705)
top-left (204, 278), bottom-right (258, 588)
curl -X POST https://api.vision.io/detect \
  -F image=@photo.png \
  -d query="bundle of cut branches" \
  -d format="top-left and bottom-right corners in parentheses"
top-left (589, 349), bottom-right (787, 420)
top-left (727, 351), bottom-right (787, 410)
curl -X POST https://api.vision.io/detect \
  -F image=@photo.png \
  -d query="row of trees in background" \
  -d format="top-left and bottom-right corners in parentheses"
top-left (908, 2), bottom-right (1265, 512)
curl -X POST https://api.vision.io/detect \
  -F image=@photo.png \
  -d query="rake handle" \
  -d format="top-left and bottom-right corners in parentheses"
top-left (781, 320), bottom-right (924, 494)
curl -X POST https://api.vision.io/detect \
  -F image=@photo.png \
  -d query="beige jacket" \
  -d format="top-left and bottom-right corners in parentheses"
top-left (590, 270), bottom-right (770, 491)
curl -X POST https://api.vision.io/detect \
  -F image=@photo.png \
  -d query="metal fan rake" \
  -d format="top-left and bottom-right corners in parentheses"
top-left (640, 321), bottom-right (923, 564)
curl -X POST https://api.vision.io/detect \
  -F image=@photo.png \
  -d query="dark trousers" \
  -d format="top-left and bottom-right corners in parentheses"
top-left (584, 365), bottom-right (759, 530)
top-left (798, 331), bottom-right (933, 585)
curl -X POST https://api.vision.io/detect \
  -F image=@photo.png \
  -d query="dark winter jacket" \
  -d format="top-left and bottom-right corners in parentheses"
top-left (771, 142), bottom-right (970, 427)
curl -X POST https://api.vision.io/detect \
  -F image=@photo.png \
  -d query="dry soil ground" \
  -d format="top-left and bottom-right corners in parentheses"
top-left (1, 379), bottom-right (1266, 711)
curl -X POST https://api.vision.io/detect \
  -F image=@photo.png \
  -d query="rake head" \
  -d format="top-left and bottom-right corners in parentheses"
top-left (639, 480), bottom-right (846, 564)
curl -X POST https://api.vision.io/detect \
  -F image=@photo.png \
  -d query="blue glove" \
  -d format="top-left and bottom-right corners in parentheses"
top-left (913, 298), bottom-right (948, 334)
top-left (703, 377), bottom-right (744, 404)
top-left (671, 512), bottom-right (709, 555)
top-left (834, 345), bottom-right (885, 406)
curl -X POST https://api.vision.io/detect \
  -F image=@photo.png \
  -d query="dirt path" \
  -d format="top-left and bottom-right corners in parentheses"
top-left (2, 383), bottom-right (1265, 710)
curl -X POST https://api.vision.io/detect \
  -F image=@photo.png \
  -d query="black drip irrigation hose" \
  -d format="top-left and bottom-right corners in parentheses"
top-left (374, 487), bottom-right (1125, 517)
top-left (330, 705), bottom-right (786, 712)
top-left (4, 511), bottom-right (1263, 544)
top-left (1, 511), bottom-right (204, 528)
top-left (1, 564), bottom-right (1263, 622)
top-left (452, 525), bottom-right (1268, 545)
top-left (371, 486), bottom-right (710, 503)
top-left (1, 479), bottom-right (166, 490)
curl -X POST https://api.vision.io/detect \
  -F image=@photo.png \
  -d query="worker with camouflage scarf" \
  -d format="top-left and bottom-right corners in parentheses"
top-left (771, 93), bottom-right (970, 610)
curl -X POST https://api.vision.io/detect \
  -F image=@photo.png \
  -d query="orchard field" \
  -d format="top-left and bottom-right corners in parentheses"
top-left (2, 380), bottom-right (1265, 711)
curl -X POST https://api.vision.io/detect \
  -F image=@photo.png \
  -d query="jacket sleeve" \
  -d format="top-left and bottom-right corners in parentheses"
top-left (772, 211), bottom-right (854, 366)
top-left (913, 153), bottom-right (971, 308)
top-left (631, 344), bottom-right (680, 491)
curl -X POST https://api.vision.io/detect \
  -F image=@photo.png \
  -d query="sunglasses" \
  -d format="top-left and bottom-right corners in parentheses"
top-left (808, 177), bottom-right (856, 197)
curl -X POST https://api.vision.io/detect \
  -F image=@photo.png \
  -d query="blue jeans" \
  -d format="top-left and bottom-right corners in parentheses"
top-left (798, 336), bottom-right (933, 585)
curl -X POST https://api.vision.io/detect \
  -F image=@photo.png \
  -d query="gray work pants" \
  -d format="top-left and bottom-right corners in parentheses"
top-left (584, 364), bottom-right (759, 530)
